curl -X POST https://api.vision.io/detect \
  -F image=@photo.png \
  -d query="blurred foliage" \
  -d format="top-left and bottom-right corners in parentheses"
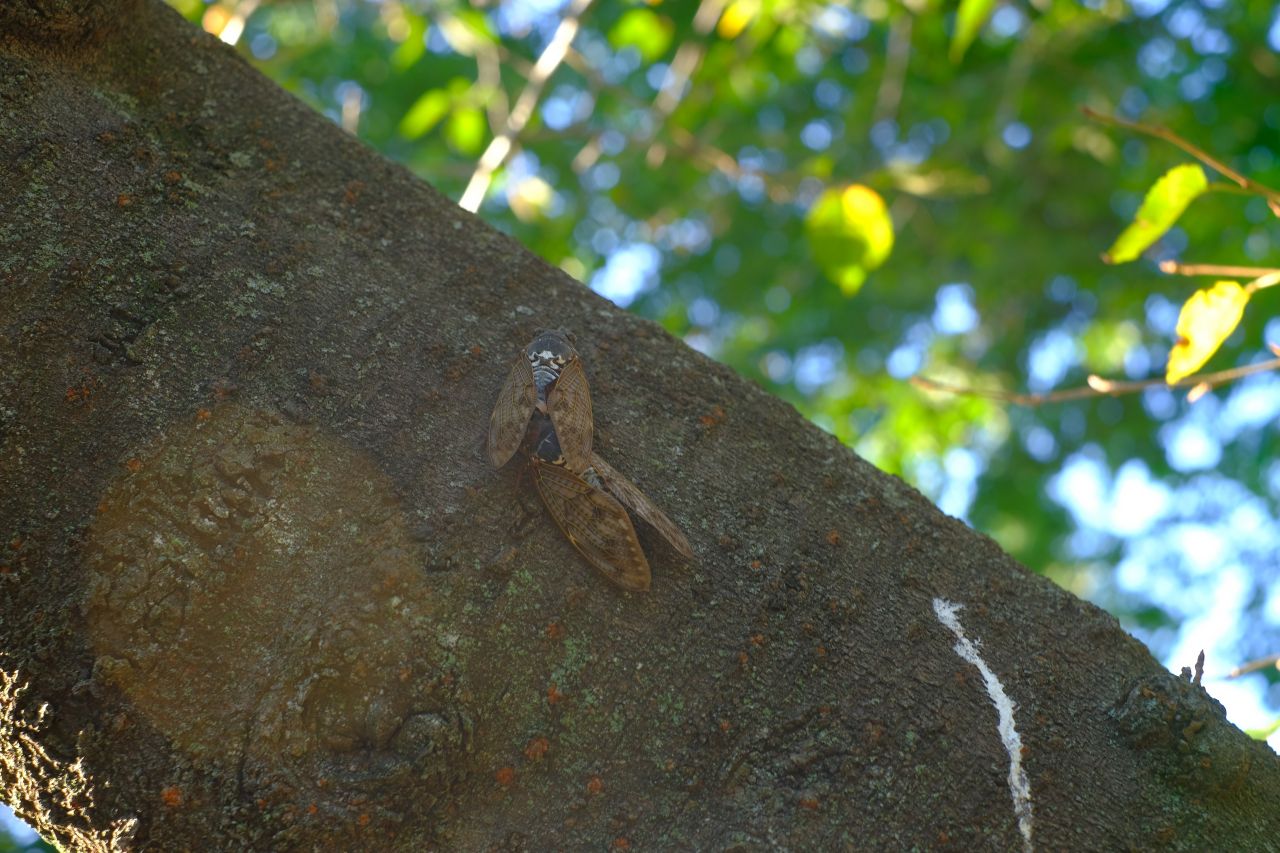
top-left (168, 0), bottom-right (1280, 709)
top-left (0, 807), bottom-right (53, 853)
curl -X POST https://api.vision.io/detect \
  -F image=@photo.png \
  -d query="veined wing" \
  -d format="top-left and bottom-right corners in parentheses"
top-left (590, 453), bottom-right (694, 561)
top-left (546, 356), bottom-right (593, 473)
top-left (532, 458), bottom-right (650, 592)
top-left (488, 355), bottom-right (537, 468)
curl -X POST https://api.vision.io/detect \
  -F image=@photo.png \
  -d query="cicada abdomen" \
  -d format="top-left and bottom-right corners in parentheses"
top-left (488, 330), bottom-right (593, 471)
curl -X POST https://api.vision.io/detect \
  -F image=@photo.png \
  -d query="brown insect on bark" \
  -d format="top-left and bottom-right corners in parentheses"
top-left (586, 454), bottom-right (694, 561)
top-left (530, 455), bottom-right (651, 592)
top-left (488, 330), bottom-right (593, 472)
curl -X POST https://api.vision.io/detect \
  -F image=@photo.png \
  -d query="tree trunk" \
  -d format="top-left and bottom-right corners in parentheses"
top-left (2, 3), bottom-right (1277, 850)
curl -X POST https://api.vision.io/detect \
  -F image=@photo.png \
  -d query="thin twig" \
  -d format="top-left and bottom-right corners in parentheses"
top-left (872, 13), bottom-right (912, 128)
top-left (643, 0), bottom-right (726, 168)
top-left (1081, 107), bottom-right (1280, 212)
top-left (459, 0), bottom-right (595, 212)
top-left (911, 355), bottom-right (1280, 407)
top-left (1245, 270), bottom-right (1280, 294)
top-left (1227, 654), bottom-right (1280, 679)
top-left (1159, 261), bottom-right (1280, 278)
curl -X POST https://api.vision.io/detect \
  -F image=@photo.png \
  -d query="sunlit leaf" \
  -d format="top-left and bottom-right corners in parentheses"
top-left (1165, 281), bottom-right (1249, 383)
top-left (390, 13), bottom-right (427, 71)
top-left (951, 0), bottom-right (997, 63)
top-left (1103, 163), bottom-right (1208, 264)
top-left (805, 185), bottom-right (894, 297)
top-left (717, 0), bottom-right (757, 40)
top-left (445, 107), bottom-right (487, 155)
top-left (508, 176), bottom-right (555, 222)
top-left (439, 9), bottom-right (496, 56)
top-left (609, 9), bottom-right (674, 62)
top-left (399, 90), bottom-right (451, 139)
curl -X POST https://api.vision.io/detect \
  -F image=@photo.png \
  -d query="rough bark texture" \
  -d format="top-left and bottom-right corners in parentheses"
top-left (2, 2), bottom-right (1278, 850)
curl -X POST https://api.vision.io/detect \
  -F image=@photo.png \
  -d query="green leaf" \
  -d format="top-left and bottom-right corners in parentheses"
top-left (1165, 280), bottom-right (1249, 383)
top-left (608, 9), bottom-right (674, 62)
top-left (805, 185), bottom-right (895, 297)
top-left (445, 107), bottom-right (487, 155)
top-left (399, 90), bottom-right (451, 139)
top-left (951, 0), bottom-right (998, 63)
top-left (390, 13), bottom-right (427, 71)
top-left (1103, 163), bottom-right (1208, 264)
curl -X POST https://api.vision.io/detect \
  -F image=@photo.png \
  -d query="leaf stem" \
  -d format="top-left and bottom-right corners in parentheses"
top-left (1158, 261), bottom-right (1280, 278)
top-left (911, 354), bottom-right (1280, 407)
top-left (1081, 107), bottom-right (1280, 212)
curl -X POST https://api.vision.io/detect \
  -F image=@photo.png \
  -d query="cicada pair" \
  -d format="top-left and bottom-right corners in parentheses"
top-left (488, 330), bottom-right (692, 591)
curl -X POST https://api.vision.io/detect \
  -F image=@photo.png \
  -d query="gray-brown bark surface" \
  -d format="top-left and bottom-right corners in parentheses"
top-left (2, 2), bottom-right (1278, 850)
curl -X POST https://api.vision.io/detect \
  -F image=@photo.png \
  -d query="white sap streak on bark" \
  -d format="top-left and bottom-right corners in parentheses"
top-left (933, 597), bottom-right (1034, 853)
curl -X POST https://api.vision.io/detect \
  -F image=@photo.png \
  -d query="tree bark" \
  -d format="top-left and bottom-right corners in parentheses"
top-left (2, 2), bottom-right (1277, 850)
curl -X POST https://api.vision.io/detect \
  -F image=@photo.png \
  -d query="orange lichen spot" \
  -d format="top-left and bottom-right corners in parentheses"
top-left (469, 345), bottom-right (483, 357)
top-left (195, 408), bottom-right (212, 421)
top-left (398, 666), bottom-right (412, 682)
top-left (815, 646), bottom-right (827, 657)
top-left (343, 180), bottom-right (365, 205)
top-left (737, 651), bottom-right (749, 667)
top-left (65, 385), bottom-right (91, 403)
top-left (750, 633), bottom-right (765, 647)
top-left (798, 797), bottom-right (820, 811)
top-left (825, 529), bottom-right (842, 546)
top-left (307, 803), bottom-right (318, 815)
top-left (125, 458), bottom-right (143, 473)
top-left (611, 838), bottom-right (631, 850)
top-left (257, 798), bottom-right (268, 810)
top-left (547, 683), bottom-right (564, 705)
top-left (718, 719), bottom-right (732, 733)
top-left (160, 786), bottom-right (183, 807)
top-left (0, 566), bottom-right (10, 576)
top-left (357, 813), bottom-right (370, 827)
top-left (698, 405), bottom-right (726, 427)
top-left (494, 766), bottom-right (516, 787)
top-left (585, 775), bottom-right (604, 795)
top-left (524, 736), bottom-right (550, 761)
top-left (546, 621), bottom-right (566, 641)
top-left (116, 193), bottom-right (135, 208)
top-left (162, 170), bottom-right (183, 185)
top-left (749, 559), bottom-right (762, 570)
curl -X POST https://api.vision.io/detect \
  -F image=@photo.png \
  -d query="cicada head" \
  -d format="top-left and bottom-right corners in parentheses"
top-left (525, 330), bottom-right (578, 399)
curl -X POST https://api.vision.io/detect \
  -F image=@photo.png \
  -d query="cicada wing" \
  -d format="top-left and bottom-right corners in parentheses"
top-left (488, 355), bottom-right (538, 468)
top-left (547, 356), bottom-right (593, 472)
top-left (591, 453), bottom-right (694, 560)
top-left (532, 460), bottom-right (650, 592)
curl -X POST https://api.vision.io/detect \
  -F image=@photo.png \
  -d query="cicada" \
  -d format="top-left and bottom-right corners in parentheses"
top-left (530, 454), bottom-right (651, 592)
top-left (529, 418), bottom-right (692, 591)
top-left (488, 330), bottom-right (593, 472)
top-left (585, 453), bottom-right (694, 561)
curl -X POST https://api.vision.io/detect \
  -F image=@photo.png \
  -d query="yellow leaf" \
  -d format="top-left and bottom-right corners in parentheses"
top-left (717, 0), bottom-right (757, 40)
top-left (805, 184), bottom-right (894, 297)
top-left (1165, 281), bottom-right (1250, 383)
